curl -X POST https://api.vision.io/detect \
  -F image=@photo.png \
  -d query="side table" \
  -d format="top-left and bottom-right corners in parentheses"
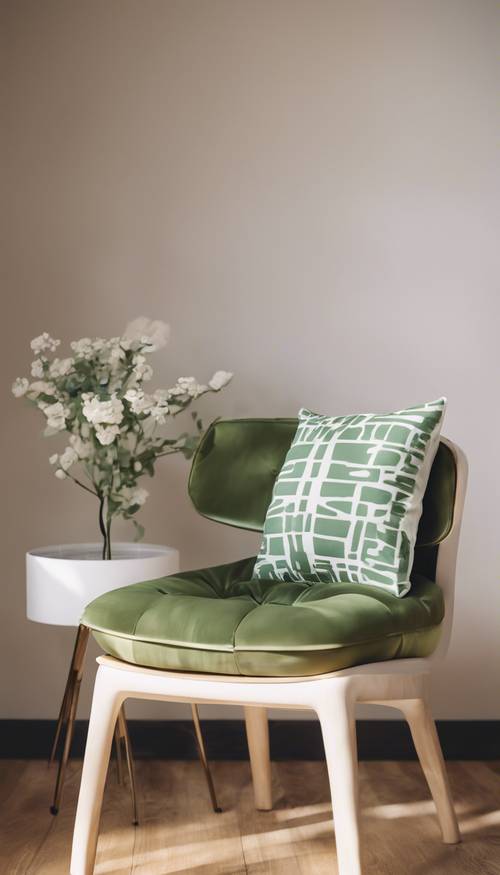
top-left (26, 543), bottom-right (220, 818)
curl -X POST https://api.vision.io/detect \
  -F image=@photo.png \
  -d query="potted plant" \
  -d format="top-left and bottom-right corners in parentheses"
top-left (13, 317), bottom-right (233, 625)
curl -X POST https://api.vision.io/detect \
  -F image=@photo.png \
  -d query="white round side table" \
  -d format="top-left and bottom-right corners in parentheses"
top-left (27, 542), bottom-right (179, 626)
top-left (26, 543), bottom-right (220, 817)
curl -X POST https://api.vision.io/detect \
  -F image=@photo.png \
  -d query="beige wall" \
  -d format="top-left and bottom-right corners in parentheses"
top-left (1, 0), bottom-right (499, 722)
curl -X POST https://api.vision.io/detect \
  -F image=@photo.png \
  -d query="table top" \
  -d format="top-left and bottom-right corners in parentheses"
top-left (27, 542), bottom-right (178, 562)
top-left (26, 542), bottom-right (180, 626)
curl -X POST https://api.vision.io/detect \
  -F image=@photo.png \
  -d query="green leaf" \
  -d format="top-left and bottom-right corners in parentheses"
top-left (38, 392), bottom-right (57, 404)
top-left (107, 497), bottom-right (121, 515)
top-left (131, 520), bottom-right (145, 542)
top-left (118, 449), bottom-right (131, 467)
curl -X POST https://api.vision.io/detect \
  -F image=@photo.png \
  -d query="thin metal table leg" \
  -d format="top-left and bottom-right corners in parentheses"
top-left (49, 627), bottom-right (83, 764)
top-left (49, 625), bottom-right (219, 819)
top-left (49, 674), bottom-right (73, 765)
top-left (114, 721), bottom-right (124, 785)
top-left (191, 703), bottom-right (222, 813)
top-left (118, 705), bottom-right (139, 825)
top-left (50, 624), bottom-right (90, 815)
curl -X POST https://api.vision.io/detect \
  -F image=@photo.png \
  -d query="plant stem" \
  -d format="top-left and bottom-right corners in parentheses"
top-left (98, 495), bottom-right (108, 560)
top-left (105, 511), bottom-right (112, 560)
top-left (66, 472), bottom-right (99, 497)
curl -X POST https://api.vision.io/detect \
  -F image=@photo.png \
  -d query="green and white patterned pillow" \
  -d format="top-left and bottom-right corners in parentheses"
top-left (253, 398), bottom-right (446, 597)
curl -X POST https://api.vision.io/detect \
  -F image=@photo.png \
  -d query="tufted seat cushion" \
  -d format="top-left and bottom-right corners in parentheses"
top-left (82, 557), bottom-right (444, 677)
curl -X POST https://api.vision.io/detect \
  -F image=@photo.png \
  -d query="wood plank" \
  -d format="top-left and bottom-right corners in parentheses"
top-left (1, 760), bottom-right (499, 874)
top-left (0, 760), bottom-right (29, 810)
top-left (0, 761), bottom-right (57, 874)
top-left (26, 757), bottom-right (136, 875)
top-left (238, 759), bottom-right (334, 874)
top-left (130, 760), bottom-right (246, 874)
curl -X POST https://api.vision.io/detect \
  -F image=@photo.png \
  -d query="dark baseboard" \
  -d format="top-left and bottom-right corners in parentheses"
top-left (0, 719), bottom-right (498, 760)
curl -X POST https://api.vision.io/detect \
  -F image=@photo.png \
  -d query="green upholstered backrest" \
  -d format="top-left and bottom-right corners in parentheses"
top-left (189, 418), bottom-right (457, 576)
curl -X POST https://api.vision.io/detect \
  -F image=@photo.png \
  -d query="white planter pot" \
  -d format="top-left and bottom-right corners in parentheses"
top-left (26, 542), bottom-right (179, 627)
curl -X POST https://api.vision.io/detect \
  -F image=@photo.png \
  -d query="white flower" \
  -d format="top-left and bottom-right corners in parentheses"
top-left (43, 401), bottom-right (67, 431)
top-left (95, 424), bottom-right (120, 445)
top-left (69, 434), bottom-right (91, 459)
top-left (122, 486), bottom-right (149, 508)
top-left (55, 468), bottom-right (67, 479)
top-left (12, 377), bottom-right (29, 397)
top-left (124, 388), bottom-right (139, 402)
top-left (133, 461), bottom-right (142, 472)
top-left (177, 375), bottom-right (195, 388)
top-left (123, 317), bottom-right (170, 352)
top-left (149, 388), bottom-right (170, 423)
top-left (31, 359), bottom-right (44, 378)
top-left (28, 380), bottom-right (56, 396)
top-left (82, 393), bottom-right (124, 426)
top-left (150, 404), bottom-right (169, 424)
top-left (153, 389), bottom-right (169, 401)
top-left (176, 377), bottom-right (208, 398)
top-left (49, 454), bottom-right (59, 465)
top-left (132, 354), bottom-right (153, 382)
top-left (70, 337), bottom-right (94, 359)
top-left (59, 446), bottom-right (78, 470)
top-left (132, 487), bottom-right (148, 505)
top-left (49, 357), bottom-right (73, 378)
top-left (124, 388), bottom-right (154, 415)
top-left (209, 370), bottom-right (233, 391)
top-left (30, 333), bottom-right (60, 354)
top-left (107, 343), bottom-right (125, 369)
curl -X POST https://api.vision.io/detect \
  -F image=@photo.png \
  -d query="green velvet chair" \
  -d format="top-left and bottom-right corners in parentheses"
top-left (71, 419), bottom-right (468, 875)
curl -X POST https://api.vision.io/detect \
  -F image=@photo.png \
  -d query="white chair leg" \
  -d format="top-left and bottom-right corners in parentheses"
top-left (244, 705), bottom-right (273, 810)
top-left (70, 666), bottom-right (124, 875)
top-left (318, 684), bottom-right (363, 875)
top-left (399, 697), bottom-right (460, 844)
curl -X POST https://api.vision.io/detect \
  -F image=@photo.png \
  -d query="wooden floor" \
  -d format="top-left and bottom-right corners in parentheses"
top-left (0, 759), bottom-right (499, 874)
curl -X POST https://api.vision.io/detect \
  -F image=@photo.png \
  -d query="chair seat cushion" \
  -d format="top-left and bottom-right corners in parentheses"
top-left (82, 557), bottom-right (444, 677)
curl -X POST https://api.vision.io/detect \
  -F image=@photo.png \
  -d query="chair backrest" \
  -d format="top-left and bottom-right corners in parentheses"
top-left (189, 419), bottom-right (468, 657)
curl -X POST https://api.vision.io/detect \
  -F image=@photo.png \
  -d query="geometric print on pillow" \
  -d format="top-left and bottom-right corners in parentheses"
top-left (253, 398), bottom-right (446, 597)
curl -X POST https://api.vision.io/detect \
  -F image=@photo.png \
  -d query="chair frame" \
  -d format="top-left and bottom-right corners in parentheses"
top-left (70, 437), bottom-right (467, 875)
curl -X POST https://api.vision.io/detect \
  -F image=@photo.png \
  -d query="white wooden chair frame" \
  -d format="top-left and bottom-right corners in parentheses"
top-left (70, 438), bottom-right (467, 875)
